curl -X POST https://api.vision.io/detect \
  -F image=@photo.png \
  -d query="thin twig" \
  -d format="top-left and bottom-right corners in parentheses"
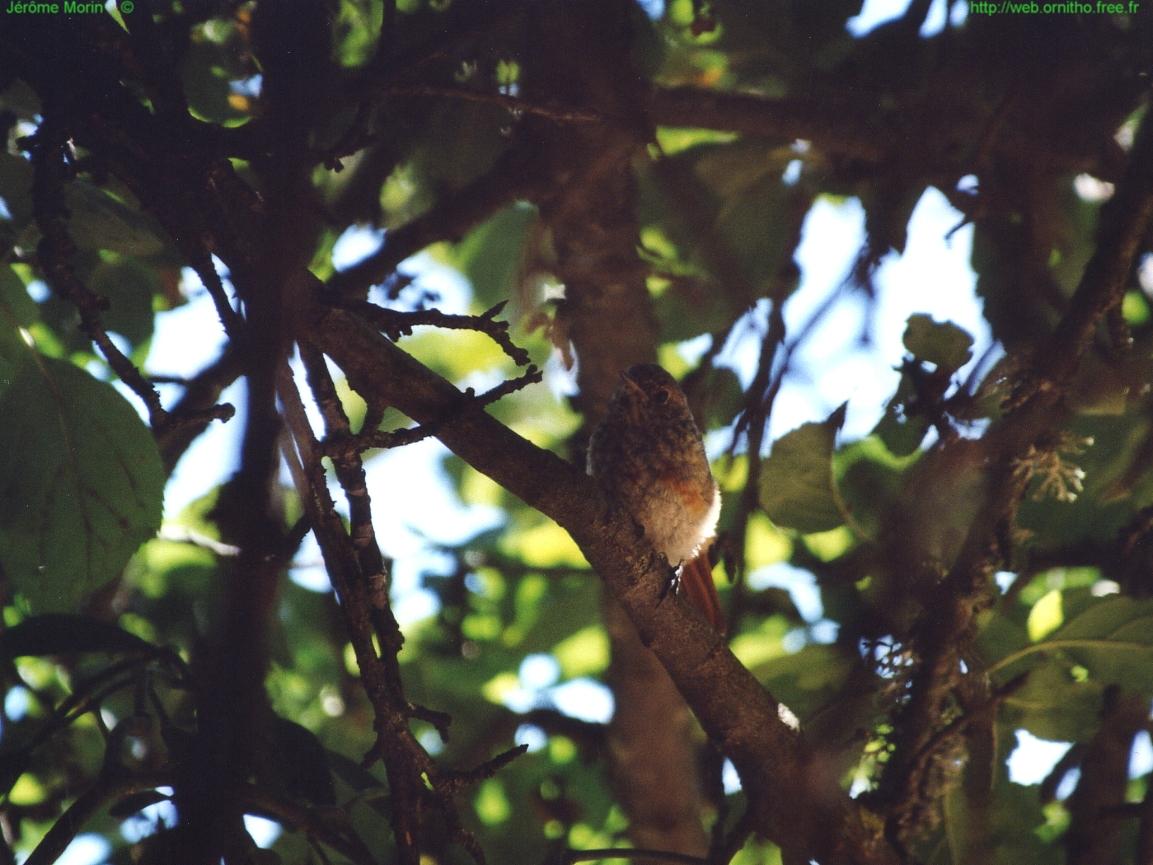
top-left (439, 744), bottom-right (529, 794)
top-left (26, 126), bottom-right (170, 430)
top-left (380, 83), bottom-right (606, 124)
top-left (353, 298), bottom-right (532, 366)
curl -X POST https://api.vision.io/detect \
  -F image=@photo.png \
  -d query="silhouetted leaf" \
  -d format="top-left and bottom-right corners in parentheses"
top-left (0, 152), bottom-right (33, 229)
top-left (902, 314), bottom-right (973, 373)
top-left (0, 614), bottom-right (155, 659)
top-left (0, 748), bottom-right (30, 799)
top-left (109, 788), bottom-right (172, 819)
top-left (872, 375), bottom-right (931, 458)
top-left (256, 717), bottom-right (337, 805)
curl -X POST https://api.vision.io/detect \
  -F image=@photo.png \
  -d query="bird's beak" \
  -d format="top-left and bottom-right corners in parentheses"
top-left (619, 368), bottom-right (643, 397)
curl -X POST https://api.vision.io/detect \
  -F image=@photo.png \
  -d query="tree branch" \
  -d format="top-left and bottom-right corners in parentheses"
top-left (305, 302), bottom-right (898, 865)
top-left (875, 102), bottom-right (1153, 846)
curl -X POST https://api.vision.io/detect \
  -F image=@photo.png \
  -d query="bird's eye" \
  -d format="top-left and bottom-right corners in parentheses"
top-left (652, 387), bottom-right (670, 405)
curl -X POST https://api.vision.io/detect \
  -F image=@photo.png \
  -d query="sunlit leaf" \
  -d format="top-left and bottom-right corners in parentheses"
top-left (476, 778), bottom-right (512, 825)
top-left (501, 519), bottom-right (587, 569)
top-left (552, 625), bottom-right (609, 679)
top-left (981, 594), bottom-right (1153, 704)
top-left (1026, 589), bottom-right (1064, 641)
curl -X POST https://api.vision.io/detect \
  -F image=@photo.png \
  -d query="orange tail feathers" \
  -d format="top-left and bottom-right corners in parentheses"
top-left (679, 552), bottom-right (724, 633)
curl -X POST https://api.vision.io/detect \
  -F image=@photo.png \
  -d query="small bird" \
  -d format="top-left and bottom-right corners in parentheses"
top-left (587, 364), bottom-right (724, 630)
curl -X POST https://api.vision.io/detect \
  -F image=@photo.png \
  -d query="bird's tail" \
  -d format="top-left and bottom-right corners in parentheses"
top-left (679, 552), bottom-right (724, 633)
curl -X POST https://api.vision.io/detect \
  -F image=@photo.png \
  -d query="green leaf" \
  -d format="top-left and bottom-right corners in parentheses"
top-left (0, 152), bottom-right (34, 227)
top-left (0, 266), bottom-right (38, 380)
top-left (758, 643), bottom-right (854, 719)
top-left (943, 774), bottom-right (1050, 865)
top-left (445, 204), bottom-right (536, 310)
top-left (1000, 663), bottom-right (1104, 742)
top-left (759, 404), bottom-right (847, 533)
top-left (411, 100), bottom-right (509, 192)
top-left (873, 375), bottom-right (930, 457)
top-left (65, 182), bottom-right (166, 255)
top-left (181, 27), bottom-right (252, 124)
top-left (0, 356), bottom-right (165, 610)
top-left (0, 614), bottom-right (156, 659)
top-left (653, 276), bottom-right (739, 342)
top-left (641, 141), bottom-right (804, 303)
top-left (902, 314), bottom-right (973, 373)
top-left (514, 581), bottom-right (601, 659)
top-left (979, 595), bottom-right (1153, 733)
top-left (699, 366), bottom-right (744, 429)
top-left (87, 258), bottom-right (160, 349)
top-left (1044, 595), bottom-right (1153, 692)
top-left (835, 440), bottom-right (909, 537)
top-left (255, 717), bottom-right (337, 805)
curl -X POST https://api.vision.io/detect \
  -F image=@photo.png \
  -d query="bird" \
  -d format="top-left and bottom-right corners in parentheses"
top-left (587, 364), bottom-right (724, 631)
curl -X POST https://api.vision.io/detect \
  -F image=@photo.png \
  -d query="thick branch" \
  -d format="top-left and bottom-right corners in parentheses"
top-left (304, 304), bottom-right (897, 865)
top-left (650, 85), bottom-right (1125, 180)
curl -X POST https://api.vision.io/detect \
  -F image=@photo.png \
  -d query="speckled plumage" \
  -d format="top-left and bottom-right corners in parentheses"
top-left (588, 364), bottom-right (723, 629)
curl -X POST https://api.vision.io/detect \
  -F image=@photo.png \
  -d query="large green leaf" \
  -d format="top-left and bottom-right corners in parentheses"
top-left (760, 404), bottom-right (847, 533)
top-left (977, 594), bottom-right (1153, 739)
top-left (980, 594), bottom-right (1153, 685)
top-left (999, 663), bottom-right (1104, 743)
top-left (1043, 595), bottom-right (1153, 692)
top-left (0, 356), bottom-right (165, 609)
top-left (942, 774), bottom-right (1050, 865)
top-left (758, 643), bottom-right (855, 721)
